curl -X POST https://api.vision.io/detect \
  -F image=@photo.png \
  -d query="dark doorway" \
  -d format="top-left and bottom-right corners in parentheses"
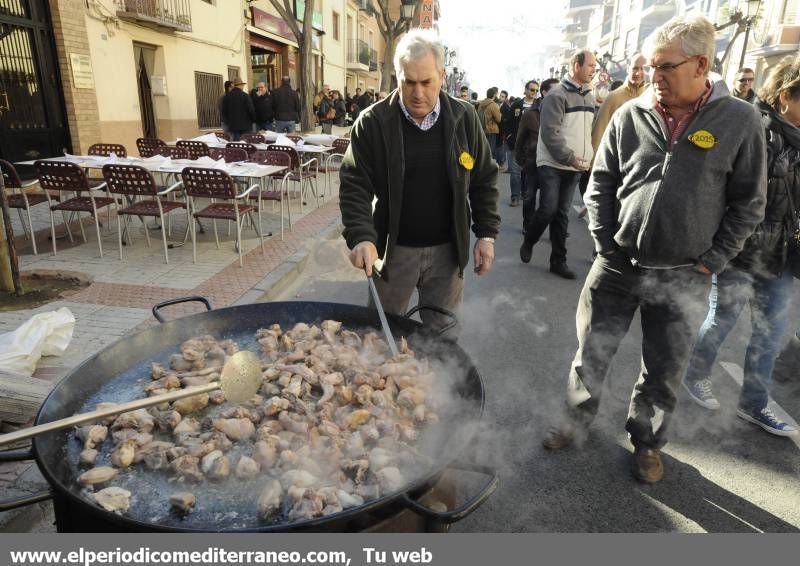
top-left (0, 0), bottom-right (70, 164)
top-left (133, 43), bottom-right (157, 139)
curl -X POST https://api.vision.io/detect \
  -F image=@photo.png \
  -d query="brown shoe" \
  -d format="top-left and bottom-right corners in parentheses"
top-left (542, 425), bottom-right (575, 450)
top-left (631, 447), bottom-right (664, 483)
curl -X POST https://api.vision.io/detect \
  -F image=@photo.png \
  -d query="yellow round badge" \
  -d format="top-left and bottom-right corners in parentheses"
top-left (688, 130), bottom-right (716, 149)
top-left (459, 151), bottom-right (474, 171)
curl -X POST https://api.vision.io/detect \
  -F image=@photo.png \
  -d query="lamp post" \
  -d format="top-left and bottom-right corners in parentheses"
top-left (739, 0), bottom-right (761, 70)
top-left (400, 0), bottom-right (415, 21)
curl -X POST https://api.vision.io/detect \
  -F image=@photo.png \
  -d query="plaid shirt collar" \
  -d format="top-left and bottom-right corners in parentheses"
top-left (399, 95), bottom-right (441, 131)
top-left (653, 80), bottom-right (714, 148)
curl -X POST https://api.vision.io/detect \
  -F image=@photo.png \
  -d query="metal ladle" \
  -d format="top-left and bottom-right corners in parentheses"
top-left (0, 351), bottom-right (262, 448)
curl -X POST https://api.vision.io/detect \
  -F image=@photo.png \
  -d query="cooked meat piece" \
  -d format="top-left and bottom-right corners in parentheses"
top-left (337, 490), bottom-right (365, 509)
top-left (94, 403), bottom-right (120, 426)
top-left (79, 448), bottom-right (98, 467)
top-left (235, 455), bottom-right (260, 479)
top-left (78, 466), bottom-right (118, 488)
top-left (369, 447), bottom-right (392, 471)
top-left (356, 483), bottom-right (381, 500)
top-left (201, 451), bottom-right (230, 481)
top-left (257, 479), bottom-right (283, 518)
top-left (208, 390), bottom-right (226, 404)
top-left (172, 393), bottom-right (209, 415)
top-left (346, 409), bottom-right (371, 429)
top-left (93, 486), bottom-right (131, 512)
top-left (396, 387), bottom-right (425, 409)
top-left (76, 425), bottom-right (108, 450)
top-left (212, 418), bottom-right (255, 441)
top-left (278, 411), bottom-right (309, 435)
top-left (221, 406), bottom-right (261, 423)
top-left (218, 339), bottom-right (239, 355)
top-left (112, 409), bottom-right (154, 433)
top-left (263, 396), bottom-right (290, 417)
top-left (180, 374), bottom-right (218, 387)
top-left (288, 493), bottom-right (323, 521)
top-left (171, 455), bottom-right (203, 482)
top-left (253, 440), bottom-right (278, 469)
top-left (151, 409), bottom-right (182, 431)
top-left (341, 459), bottom-right (369, 484)
top-left (173, 417), bottom-right (201, 435)
top-left (170, 492), bottom-right (196, 513)
top-left (205, 346), bottom-right (226, 368)
top-left (145, 374), bottom-right (181, 394)
top-left (169, 353), bottom-right (193, 372)
top-left (111, 440), bottom-right (137, 468)
top-left (412, 405), bottom-right (425, 423)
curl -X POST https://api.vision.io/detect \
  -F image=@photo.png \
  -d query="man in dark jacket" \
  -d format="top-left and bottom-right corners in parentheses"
top-left (542, 15), bottom-right (767, 484)
top-left (221, 77), bottom-right (255, 141)
top-left (515, 78), bottom-right (558, 232)
top-left (317, 84), bottom-right (335, 134)
top-left (340, 29), bottom-right (500, 336)
top-left (502, 81), bottom-right (540, 207)
top-left (272, 76), bottom-right (301, 133)
top-left (252, 82), bottom-right (274, 131)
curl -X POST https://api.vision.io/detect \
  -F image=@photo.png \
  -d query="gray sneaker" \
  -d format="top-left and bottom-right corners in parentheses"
top-left (682, 378), bottom-right (720, 410)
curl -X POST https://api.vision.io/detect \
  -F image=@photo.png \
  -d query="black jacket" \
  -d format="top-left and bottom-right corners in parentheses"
top-left (272, 84), bottom-right (301, 122)
top-left (514, 99), bottom-right (542, 168)
top-left (318, 97), bottom-right (335, 124)
top-left (334, 99), bottom-right (347, 126)
top-left (221, 88), bottom-right (255, 133)
top-left (501, 98), bottom-right (531, 148)
top-left (731, 99), bottom-right (800, 276)
top-left (252, 92), bottom-right (273, 124)
top-left (339, 90), bottom-right (500, 277)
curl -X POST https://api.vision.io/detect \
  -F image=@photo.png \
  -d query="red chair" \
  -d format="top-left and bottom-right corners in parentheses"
top-left (88, 143), bottom-right (127, 158)
top-left (176, 140), bottom-right (210, 160)
top-left (1, 159), bottom-right (52, 255)
top-left (136, 138), bottom-right (167, 158)
top-left (286, 134), bottom-right (304, 144)
top-left (319, 137), bottom-right (350, 197)
top-left (241, 133), bottom-right (265, 144)
top-left (101, 164), bottom-right (185, 263)
top-left (210, 147), bottom-right (249, 163)
top-left (268, 144), bottom-right (319, 214)
top-left (180, 167), bottom-right (263, 267)
top-left (249, 149), bottom-right (292, 239)
top-left (35, 161), bottom-right (115, 257)
top-left (214, 131), bottom-right (231, 141)
top-left (225, 141), bottom-right (257, 158)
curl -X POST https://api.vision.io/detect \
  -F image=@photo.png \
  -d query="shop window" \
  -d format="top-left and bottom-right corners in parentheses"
top-left (194, 71), bottom-right (223, 129)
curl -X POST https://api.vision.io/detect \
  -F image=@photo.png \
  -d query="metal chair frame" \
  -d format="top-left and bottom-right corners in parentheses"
top-left (320, 137), bottom-right (350, 197)
top-left (249, 149), bottom-right (292, 239)
top-left (268, 144), bottom-right (319, 214)
top-left (35, 160), bottom-right (114, 258)
top-left (180, 167), bottom-right (263, 268)
top-left (225, 141), bottom-right (258, 157)
top-left (101, 164), bottom-right (185, 263)
top-left (1, 159), bottom-right (53, 255)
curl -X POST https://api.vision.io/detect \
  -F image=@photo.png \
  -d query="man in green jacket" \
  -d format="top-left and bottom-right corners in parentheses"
top-left (339, 29), bottom-right (500, 335)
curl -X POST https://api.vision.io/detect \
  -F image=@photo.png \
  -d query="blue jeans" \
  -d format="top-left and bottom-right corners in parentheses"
top-left (274, 120), bottom-right (295, 133)
top-left (505, 142), bottom-right (521, 199)
top-left (684, 268), bottom-right (794, 411)
top-left (485, 133), bottom-right (498, 163)
top-left (524, 165), bottom-right (580, 265)
top-left (494, 137), bottom-right (505, 166)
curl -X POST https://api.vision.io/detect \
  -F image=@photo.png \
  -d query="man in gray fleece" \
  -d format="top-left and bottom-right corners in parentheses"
top-left (542, 15), bottom-right (767, 483)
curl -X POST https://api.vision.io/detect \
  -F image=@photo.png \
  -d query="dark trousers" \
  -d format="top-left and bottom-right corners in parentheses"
top-left (566, 251), bottom-right (712, 449)
top-left (525, 165), bottom-right (580, 265)
top-left (521, 162), bottom-right (537, 230)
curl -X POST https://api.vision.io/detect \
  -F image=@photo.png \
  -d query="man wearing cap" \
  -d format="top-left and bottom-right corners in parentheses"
top-left (221, 77), bottom-right (255, 141)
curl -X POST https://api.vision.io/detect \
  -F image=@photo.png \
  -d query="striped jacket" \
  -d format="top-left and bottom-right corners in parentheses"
top-left (536, 79), bottom-right (595, 171)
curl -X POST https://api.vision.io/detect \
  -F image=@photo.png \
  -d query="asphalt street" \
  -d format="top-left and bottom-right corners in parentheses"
top-left (277, 171), bottom-right (800, 533)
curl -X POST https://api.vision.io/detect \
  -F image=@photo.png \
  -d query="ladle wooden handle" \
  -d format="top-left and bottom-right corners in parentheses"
top-left (0, 382), bottom-right (220, 447)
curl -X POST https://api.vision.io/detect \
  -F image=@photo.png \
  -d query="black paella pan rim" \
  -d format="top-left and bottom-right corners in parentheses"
top-left (29, 300), bottom-right (488, 532)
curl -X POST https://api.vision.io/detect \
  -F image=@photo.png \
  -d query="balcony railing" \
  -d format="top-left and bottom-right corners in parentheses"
top-left (347, 39), bottom-right (370, 67)
top-left (114, 0), bottom-right (192, 32)
top-left (369, 49), bottom-right (378, 71)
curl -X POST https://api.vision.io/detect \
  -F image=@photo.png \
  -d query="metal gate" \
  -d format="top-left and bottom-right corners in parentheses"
top-left (0, 0), bottom-right (70, 164)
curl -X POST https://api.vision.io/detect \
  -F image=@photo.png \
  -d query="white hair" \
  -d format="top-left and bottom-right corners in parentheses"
top-left (643, 15), bottom-right (716, 75)
top-left (393, 29), bottom-right (445, 79)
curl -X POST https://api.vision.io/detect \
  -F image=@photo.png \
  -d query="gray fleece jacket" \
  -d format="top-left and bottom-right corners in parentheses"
top-left (536, 79), bottom-right (595, 170)
top-left (586, 85), bottom-right (767, 274)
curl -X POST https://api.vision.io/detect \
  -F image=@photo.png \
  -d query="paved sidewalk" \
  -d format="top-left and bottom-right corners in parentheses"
top-left (0, 174), bottom-right (344, 531)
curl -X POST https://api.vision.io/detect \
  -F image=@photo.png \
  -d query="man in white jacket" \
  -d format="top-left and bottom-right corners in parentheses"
top-left (519, 49), bottom-right (596, 279)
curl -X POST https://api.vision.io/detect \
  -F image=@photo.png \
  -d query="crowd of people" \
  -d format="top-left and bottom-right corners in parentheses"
top-left (338, 17), bottom-right (800, 485)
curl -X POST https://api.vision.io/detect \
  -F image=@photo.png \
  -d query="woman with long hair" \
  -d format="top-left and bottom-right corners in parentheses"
top-left (683, 54), bottom-right (800, 437)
